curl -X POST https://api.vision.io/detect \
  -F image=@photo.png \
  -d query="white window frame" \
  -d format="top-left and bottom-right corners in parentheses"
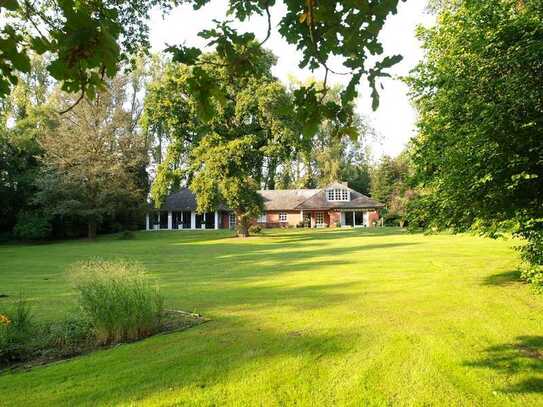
top-left (229, 213), bottom-right (236, 229)
top-left (326, 188), bottom-right (350, 202)
top-left (316, 212), bottom-right (324, 226)
top-left (279, 212), bottom-right (288, 223)
top-left (258, 213), bottom-right (267, 223)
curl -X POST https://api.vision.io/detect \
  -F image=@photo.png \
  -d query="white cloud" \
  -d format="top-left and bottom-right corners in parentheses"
top-left (149, 1), bottom-right (434, 159)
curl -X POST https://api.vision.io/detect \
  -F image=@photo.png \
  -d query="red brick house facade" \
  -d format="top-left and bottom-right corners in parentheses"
top-left (146, 182), bottom-right (383, 230)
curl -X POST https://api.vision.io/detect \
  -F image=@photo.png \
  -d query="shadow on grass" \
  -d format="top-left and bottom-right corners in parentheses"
top-left (0, 227), bottom-right (421, 404)
top-left (264, 227), bottom-right (411, 243)
top-left (482, 270), bottom-right (521, 286)
top-left (466, 336), bottom-right (543, 394)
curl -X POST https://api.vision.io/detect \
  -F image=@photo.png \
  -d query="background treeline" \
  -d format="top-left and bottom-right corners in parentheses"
top-left (0, 55), bottom-right (152, 240)
top-left (1, 52), bottom-right (407, 241)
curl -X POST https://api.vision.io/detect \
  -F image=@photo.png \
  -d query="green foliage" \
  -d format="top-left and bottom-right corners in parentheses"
top-left (44, 316), bottom-right (94, 356)
top-left (0, 0), bottom-right (174, 100)
top-left (0, 296), bottom-right (35, 365)
top-left (2, 0), bottom-right (402, 139)
top-left (13, 211), bottom-right (52, 240)
top-left (0, 55), bottom-right (55, 233)
top-left (370, 155), bottom-right (408, 204)
top-left (248, 224), bottom-right (262, 234)
top-left (35, 75), bottom-right (148, 239)
top-left (144, 47), bottom-right (298, 237)
top-left (520, 264), bottom-right (543, 292)
top-left (69, 259), bottom-right (164, 344)
top-left (407, 0), bottom-right (543, 279)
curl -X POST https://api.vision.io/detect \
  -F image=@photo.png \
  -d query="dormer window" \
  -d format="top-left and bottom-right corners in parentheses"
top-left (326, 188), bottom-right (350, 201)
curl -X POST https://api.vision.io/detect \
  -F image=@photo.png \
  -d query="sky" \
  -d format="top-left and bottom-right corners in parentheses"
top-left (149, 1), bottom-right (435, 160)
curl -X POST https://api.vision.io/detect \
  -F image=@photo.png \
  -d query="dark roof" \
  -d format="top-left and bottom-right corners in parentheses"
top-left (163, 189), bottom-right (198, 211)
top-left (259, 189), bottom-right (319, 210)
top-left (296, 189), bottom-right (383, 210)
top-left (158, 182), bottom-right (383, 211)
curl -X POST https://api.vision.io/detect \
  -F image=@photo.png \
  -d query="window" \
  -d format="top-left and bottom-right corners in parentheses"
top-left (279, 212), bottom-right (288, 222)
top-left (326, 188), bottom-right (350, 201)
top-left (258, 213), bottom-right (267, 223)
top-left (316, 212), bottom-right (324, 225)
top-left (229, 213), bottom-right (236, 229)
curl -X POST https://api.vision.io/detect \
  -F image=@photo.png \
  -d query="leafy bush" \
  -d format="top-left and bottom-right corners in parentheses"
top-left (13, 211), bottom-right (52, 241)
top-left (249, 224), bottom-right (262, 234)
top-left (0, 297), bottom-right (35, 365)
top-left (520, 264), bottom-right (543, 292)
top-left (43, 316), bottom-right (94, 356)
top-left (69, 260), bottom-right (164, 344)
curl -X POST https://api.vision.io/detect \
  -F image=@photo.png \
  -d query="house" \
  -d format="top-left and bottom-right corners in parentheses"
top-left (145, 181), bottom-right (383, 230)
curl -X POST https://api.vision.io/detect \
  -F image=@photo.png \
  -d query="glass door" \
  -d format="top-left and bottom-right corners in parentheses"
top-left (354, 211), bottom-right (364, 227)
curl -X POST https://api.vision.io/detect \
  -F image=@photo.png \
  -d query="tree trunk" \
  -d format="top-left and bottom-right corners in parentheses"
top-left (238, 223), bottom-right (249, 238)
top-left (236, 212), bottom-right (250, 238)
top-left (399, 219), bottom-right (405, 228)
top-left (88, 221), bottom-right (97, 240)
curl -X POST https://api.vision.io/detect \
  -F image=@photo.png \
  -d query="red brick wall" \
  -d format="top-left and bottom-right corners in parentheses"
top-left (368, 211), bottom-right (380, 227)
top-left (328, 211), bottom-right (341, 227)
top-left (266, 211), bottom-right (300, 227)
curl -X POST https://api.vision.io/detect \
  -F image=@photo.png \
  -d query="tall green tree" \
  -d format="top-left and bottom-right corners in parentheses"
top-left (0, 55), bottom-right (55, 234)
top-left (36, 75), bottom-right (148, 239)
top-left (143, 47), bottom-right (299, 236)
top-left (370, 153), bottom-right (412, 226)
top-left (407, 1), bottom-right (543, 268)
top-left (273, 82), bottom-right (373, 192)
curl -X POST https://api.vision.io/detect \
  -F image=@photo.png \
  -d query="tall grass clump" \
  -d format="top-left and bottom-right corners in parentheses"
top-left (0, 296), bottom-right (35, 365)
top-left (69, 260), bottom-right (163, 344)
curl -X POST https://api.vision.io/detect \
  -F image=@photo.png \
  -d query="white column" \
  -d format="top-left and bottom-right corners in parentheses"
top-left (167, 211), bottom-right (172, 230)
top-left (300, 210), bottom-right (303, 223)
top-left (310, 212), bottom-right (315, 228)
top-left (214, 211), bottom-right (219, 230)
top-left (157, 212), bottom-right (161, 230)
top-left (191, 211), bottom-right (196, 230)
top-left (145, 213), bottom-right (150, 231)
top-left (352, 211), bottom-right (356, 227)
top-left (340, 212), bottom-right (345, 227)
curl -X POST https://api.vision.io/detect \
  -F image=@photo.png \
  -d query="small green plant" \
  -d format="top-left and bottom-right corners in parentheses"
top-left (69, 260), bottom-right (164, 344)
top-left (249, 224), bottom-right (262, 234)
top-left (0, 296), bottom-right (35, 365)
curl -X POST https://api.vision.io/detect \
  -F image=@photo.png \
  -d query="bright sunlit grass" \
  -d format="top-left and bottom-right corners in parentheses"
top-left (1, 228), bottom-right (542, 405)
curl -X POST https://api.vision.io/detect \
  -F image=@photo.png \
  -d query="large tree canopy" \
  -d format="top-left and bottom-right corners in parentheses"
top-left (35, 75), bottom-right (149, 239)
top-left (143, 45), bottom-right (302, 236)
top-left (0, 0), bottom-right (404, 130)
top-left (407, 0), bottom-right (543, 265)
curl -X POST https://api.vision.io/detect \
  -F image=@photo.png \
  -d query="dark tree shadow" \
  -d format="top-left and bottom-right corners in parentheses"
top-left (482, 270), bottom-right (521, 286)
top-left (466, 336), bottom-right (543, 394)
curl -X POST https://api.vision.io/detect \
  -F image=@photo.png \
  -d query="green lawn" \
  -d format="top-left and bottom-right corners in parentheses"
top-left (1, 228), bottom-right (542, 406)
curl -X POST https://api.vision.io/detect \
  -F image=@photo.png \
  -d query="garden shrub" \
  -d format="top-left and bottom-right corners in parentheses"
top-left (0, 297), bottom-right (36, 365)
top-left (249, 225), bottom-right (262, 234)
top-left (69, 260), bottom-right (164, 344)
top-left (44, 316), bottom-right (94, 356)
top-left (520, 264), bottom-right (543, 292)
top-left (13, 211), bottom-right (52, 241)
